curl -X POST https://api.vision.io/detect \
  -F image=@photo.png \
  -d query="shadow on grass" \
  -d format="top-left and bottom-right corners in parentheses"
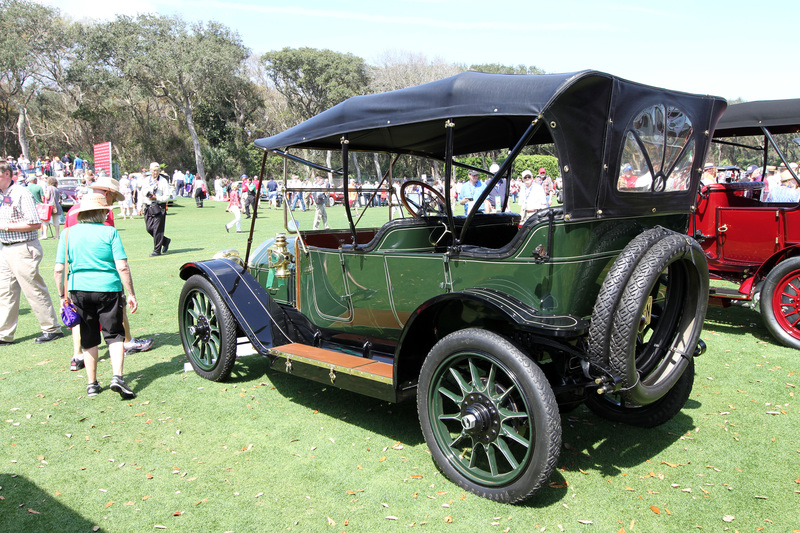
top-left (704, 304), bottom-right (775, 341)
top-left (263, 362), bottom-right (425, 446)
top-left (519, 407), bottom-right (696, 508)
top-left (133, 341), bottom-right (698, 507)
top-left (0, 474), bottom-right (104, 532)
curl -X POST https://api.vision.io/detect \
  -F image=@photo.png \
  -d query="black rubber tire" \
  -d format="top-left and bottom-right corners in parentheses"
top-left (759, 257), bottom-right (800, 349)
top-left (179, 274), bottom-right (238, 381)
top-left (588, 226), bottom-right (672, 365)
top-left (608, 233), bottom-right (708, 405)
top-left (417, 328), bottom-right (561, 503)
top-left (327, 195), bottom-right (335, 207)
top-left (585, 358), bottom-right (695, 428)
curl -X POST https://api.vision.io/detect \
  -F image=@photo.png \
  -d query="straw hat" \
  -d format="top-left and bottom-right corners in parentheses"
top-left (74, 193), bottom-right (113, 214)
top-left (90, 176), bottom-right (124, 202)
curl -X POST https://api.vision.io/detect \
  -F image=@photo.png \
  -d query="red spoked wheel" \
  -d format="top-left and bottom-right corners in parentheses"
top-left (760, 257), bottom-right (800, 349)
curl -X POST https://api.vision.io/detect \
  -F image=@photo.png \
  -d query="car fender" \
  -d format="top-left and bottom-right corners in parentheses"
top-left (394, 288), bottom-right (588, 387)
top-left (179, 259), bottom-right (291, 353)
top-left (742, 244), bottom-right (800, 297)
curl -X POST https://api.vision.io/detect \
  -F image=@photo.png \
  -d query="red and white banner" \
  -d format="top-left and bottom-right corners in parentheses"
top-left (93, 142), bottom-right (112, 175)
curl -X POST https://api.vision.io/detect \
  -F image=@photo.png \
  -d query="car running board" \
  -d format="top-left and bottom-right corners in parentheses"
top-left (267, 343), bottom-right (398, 402)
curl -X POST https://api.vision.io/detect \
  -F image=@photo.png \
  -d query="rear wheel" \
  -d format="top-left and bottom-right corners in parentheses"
top-left (179, 274), bottom-right (237, 381)
top-left (417, 329), bottom-right (560, 503)
top-left (760, 257), bottom-right (800, 349)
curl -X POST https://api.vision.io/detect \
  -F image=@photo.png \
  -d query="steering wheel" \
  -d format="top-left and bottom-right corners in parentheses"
top-left (399, 180), bottom-right (447, 217)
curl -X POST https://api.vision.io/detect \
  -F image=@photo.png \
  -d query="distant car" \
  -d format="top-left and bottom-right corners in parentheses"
top-left (56, 176), bottom-right (81, 209)
top-left (692, 98), bottom-right (800, 349)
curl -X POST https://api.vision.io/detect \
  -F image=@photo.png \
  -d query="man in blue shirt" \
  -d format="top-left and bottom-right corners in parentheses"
top-left (459, 169), bottom-right (485, 215)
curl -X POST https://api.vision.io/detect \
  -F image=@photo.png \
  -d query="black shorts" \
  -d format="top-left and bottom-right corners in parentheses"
top-left (71, 291), bottom-right (125, 348)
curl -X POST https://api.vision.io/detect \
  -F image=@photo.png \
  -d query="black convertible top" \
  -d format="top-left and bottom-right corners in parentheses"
top-left (714, 98), bottom-right (800, 137)
top-left (255, 70), bottom-right (726, 220)
top-left (255, 70), bottom-right (586, 155)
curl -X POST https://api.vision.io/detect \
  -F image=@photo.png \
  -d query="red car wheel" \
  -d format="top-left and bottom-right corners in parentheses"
top-left (761, 257), bottom-right (800, 349)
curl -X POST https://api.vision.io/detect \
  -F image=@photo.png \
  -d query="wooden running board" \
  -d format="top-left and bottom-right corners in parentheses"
top-left (267, 343), bottom-right (397, 402)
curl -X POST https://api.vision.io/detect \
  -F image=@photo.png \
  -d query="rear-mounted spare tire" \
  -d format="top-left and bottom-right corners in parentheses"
top-left (589, 230), bottom-right (708, 407)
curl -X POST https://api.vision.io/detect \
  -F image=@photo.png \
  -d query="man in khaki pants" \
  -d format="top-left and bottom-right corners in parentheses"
top-left (0, 162), bottom-right (63, 346)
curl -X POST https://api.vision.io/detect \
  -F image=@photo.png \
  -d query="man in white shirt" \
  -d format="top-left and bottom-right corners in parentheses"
top-left (141, 162), bottom-right (172, 257)
top-left (518, 169), bottom-right (547, 223)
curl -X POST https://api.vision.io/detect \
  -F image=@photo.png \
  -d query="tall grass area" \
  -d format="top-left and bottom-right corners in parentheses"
top-left (2, 197), bottom-right (798, 532)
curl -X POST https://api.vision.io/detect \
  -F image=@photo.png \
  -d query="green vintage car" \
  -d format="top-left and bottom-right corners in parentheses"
top-left (178, 71), bottom-right (726, 503)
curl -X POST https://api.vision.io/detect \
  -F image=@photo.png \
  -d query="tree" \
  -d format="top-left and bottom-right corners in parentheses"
top-left (0, 0), bottom-right (66, 159)
top-left (369, 50), bottom-right (460, 93)
top-left (94, 14), bottom-right (250, 179)
top-left (261, 47), bottom-right (369, 121)
top-left (468, 63), bottom-right (545, 75)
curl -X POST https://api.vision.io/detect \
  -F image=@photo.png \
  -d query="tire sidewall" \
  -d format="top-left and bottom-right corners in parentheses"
top-left (609, 235), bottom-right (708, 405)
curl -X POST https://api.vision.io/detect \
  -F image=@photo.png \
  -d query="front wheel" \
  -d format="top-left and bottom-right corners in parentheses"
top-left (179, 274), bottom-right (238, 381)
top-left (760, 257), bottom-right (800, 349)
top-left (417, 329), bottom-right (561, 503)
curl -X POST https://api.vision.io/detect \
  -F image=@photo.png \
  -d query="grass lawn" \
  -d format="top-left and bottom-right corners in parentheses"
top-left (2, 197), bottom-right (799, 532)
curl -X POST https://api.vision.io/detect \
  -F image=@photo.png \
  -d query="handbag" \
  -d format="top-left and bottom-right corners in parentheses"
top-left (60, 300), bottom-right (81, 328)
top-left (37, 202), bottom-right (53, 221)
top-left (59, 228), bottom-right (81, 328)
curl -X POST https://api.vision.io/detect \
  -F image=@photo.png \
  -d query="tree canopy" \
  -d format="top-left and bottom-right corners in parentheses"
top-left (0, 1), bottom-right (547, 178)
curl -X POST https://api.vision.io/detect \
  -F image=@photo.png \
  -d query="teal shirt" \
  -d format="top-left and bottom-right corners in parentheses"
top-left (56, 223), bottom-right (127, 292)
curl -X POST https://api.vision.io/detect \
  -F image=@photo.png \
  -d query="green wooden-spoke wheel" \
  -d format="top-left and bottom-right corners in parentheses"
top-left (418, 329), bottom-right (560, 503)
top-left (179, 274), bottom-right (237, 381)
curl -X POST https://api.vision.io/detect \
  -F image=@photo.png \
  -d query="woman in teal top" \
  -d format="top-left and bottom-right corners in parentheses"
top-left (54, 194), bottom-right (139, 399)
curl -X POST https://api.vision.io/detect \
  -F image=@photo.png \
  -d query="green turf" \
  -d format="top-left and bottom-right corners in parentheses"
top-left (1, 197), bottom-right (798, 532)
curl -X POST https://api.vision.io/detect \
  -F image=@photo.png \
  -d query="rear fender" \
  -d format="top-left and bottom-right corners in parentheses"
top-left (743, 244), bottom-right (800, 296)
top-left (394, 288), bottom-right (588, 387)
top-left (179, 259), bottom-right (291, 354)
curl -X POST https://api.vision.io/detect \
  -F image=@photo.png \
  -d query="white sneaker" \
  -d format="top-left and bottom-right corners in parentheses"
top-left (124, 337), bottom-right (154, 356)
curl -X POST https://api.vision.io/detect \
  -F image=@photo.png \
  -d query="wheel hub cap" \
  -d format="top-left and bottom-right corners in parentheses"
top-left (188, 316), bottom-right (211, 342)
top-left (460, 393), bottom-right (500, 444)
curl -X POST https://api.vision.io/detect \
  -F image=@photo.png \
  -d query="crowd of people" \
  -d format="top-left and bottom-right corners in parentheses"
top-left (701, 161), bottom-right (800, 202)
top-left (0, 158), bottom-right (172, 400)
top-left (1, 153), bottom-right (567, 400)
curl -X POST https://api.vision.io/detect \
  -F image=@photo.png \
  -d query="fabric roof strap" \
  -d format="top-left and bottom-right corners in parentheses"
top-left (443, 120), bottom-right (457, 246)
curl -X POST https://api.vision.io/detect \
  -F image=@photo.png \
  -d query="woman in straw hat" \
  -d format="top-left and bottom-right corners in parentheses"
top-left (54, 193), bottom-right (139, 399)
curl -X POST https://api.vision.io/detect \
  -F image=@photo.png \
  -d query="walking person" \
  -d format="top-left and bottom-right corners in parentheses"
top-left (193, 175), bottom-right (206, 207)
top-left (225, 181), bottom-right (243, 233)
top-left (64, 176), bottom-right (154, 369)
top-left (140, 162), bottom-right (171, 257)
top-left (312, 175), bottom-right (330, 230)
top-left (54, 193), bottom-right (139, 399)
top-left (41, 176), bottom-right (61, 240)
top-left (243, 177), bottom-right (256, 218)
top-left (0, 162), bottom-right (63, 346)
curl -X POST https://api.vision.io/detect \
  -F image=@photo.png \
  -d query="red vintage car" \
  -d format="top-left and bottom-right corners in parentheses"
top-left (691, 98), bottom-right (800, 348)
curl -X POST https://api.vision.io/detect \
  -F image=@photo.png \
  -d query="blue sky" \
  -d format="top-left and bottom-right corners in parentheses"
top-left (47, 0), bottom-right (799, 102)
